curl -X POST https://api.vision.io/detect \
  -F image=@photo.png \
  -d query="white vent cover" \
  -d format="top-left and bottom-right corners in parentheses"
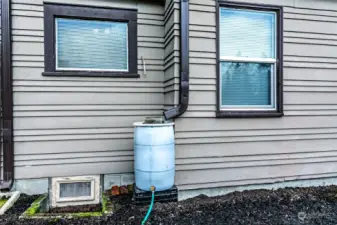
top-left (49, 175), bottom-right (101, 208)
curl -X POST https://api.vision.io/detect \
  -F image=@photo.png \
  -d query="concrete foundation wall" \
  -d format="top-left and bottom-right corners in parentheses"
top-left (12, 175), bottom-right (337, 202)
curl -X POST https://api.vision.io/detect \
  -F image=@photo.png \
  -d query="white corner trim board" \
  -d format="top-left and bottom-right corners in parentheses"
top-left (0, 191), bottom-right (21, 215)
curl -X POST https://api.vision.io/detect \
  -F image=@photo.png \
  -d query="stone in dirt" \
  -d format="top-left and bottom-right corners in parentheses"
top-left (111, 186), bottom-right (120, 196)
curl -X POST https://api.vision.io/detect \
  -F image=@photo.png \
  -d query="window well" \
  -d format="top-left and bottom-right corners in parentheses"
top-left (49, 176), bottom-right (101, 208)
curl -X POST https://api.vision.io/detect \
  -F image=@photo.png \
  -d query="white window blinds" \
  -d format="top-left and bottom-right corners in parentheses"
top-left (56, 18), bottom-right (128, 71)
top-left (219, 8), bottom-right (277, 109)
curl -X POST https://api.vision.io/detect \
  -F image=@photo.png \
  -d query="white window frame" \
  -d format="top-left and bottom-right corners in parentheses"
top-left (55, 18), bottom-right (129, 72)
top-left (219, 7), bottom-right (278, 111)
top-left (50, 175), bottom-right (101, 208)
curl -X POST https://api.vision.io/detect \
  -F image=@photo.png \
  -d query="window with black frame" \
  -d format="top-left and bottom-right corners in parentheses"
top-left (43, 3), bottom-right (138, 78)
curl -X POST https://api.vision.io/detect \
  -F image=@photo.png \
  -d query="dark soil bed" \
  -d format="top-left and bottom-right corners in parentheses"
top-left (3, 185), bottom-right (337, 224)
top-left (49, 204), bottom-right (102, 213)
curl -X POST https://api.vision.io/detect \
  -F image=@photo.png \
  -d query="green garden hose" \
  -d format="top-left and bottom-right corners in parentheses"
top-left (141, 186), bottom-right (155, 225)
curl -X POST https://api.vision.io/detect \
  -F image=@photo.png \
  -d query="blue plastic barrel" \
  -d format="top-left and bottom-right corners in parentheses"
top-left (134, 122), bottom-right (175, 192)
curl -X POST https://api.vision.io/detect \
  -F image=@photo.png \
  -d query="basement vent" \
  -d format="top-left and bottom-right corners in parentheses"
top-left (49, 175), bottom-right (101, 208)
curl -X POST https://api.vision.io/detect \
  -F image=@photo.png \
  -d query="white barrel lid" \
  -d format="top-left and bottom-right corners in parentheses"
top-left (133, 121), bottom-right (175, 127)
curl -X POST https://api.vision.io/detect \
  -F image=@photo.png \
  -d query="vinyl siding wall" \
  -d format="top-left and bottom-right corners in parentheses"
top-left (174, 0), bottom-right (337, 190)
top-left (164, 0), bottom-right (180, 108)
top-left (12, 0), bottom-right (166, 179)
top-left (12, 0), bottom-right (337, 192)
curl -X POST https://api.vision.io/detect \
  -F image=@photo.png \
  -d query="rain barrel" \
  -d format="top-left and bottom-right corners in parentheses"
top-left (134, 121), bottom-right (175, 192)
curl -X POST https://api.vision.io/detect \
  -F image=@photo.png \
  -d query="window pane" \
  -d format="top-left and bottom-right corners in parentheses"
top-left (220, 8), bottom-right (275, 58)
top-left (56, 18), bottom-right (128, 71)
top-left (221, 62), bottom-right (274, 107)
top-left (60, 182), bottom-right (91, 198)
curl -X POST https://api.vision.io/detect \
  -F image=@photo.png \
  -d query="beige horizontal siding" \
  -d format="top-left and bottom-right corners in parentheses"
top-left (164, 0), bottom-right (179, 108)
top-left (16, 161), bottom-right (133, 179)
top-left (177, 162), bottom-right (337, 189)
top-left (13, 0), bottom-right (337, 192)
top-left (174, 0), bottom-right (337, 190)
top-left (12, 0), bottom-right (166, 179)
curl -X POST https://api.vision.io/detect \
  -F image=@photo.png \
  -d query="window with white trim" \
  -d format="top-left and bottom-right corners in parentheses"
top-left (217, 3), bottom-right (283, 117)
top-left (50, 176), bottom-right (101, 208)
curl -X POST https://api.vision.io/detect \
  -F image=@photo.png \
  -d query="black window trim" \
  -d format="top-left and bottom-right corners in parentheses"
top-left (216, 1), bottom-right (283, 118)
top-left (42, 3), bottom-right (139, 78)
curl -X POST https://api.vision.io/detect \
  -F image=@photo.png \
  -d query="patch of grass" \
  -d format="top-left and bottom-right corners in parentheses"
top-left (70, 211), bottom-right (103, 217)
top-left (0, 198), bottom-right (7, 208)
top-left (25, 204), bottom-right (40, 217)
top-left (71, 193), bottom-right (108, 217)
top-left (102, 193), bottom-right (108, 214)
top-left (23, 194), bottom-right (48, 217)
top-left (21, 193), bottom-right (110, 219)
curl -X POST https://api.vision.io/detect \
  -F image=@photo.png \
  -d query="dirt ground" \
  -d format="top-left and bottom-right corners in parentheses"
top-left (2, 185), bottom-right (337, 224)
top-left (49, 204), bottom-right (102, 214)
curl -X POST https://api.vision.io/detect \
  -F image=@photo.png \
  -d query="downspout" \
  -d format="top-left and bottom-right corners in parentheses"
top-left (164, 0), bottom-right (189, 120)
top-left (0, 0), bottom-right (14, 191)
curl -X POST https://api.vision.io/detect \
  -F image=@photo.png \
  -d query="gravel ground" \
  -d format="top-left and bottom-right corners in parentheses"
top-left (2, 185), bottom-right (337, 224)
